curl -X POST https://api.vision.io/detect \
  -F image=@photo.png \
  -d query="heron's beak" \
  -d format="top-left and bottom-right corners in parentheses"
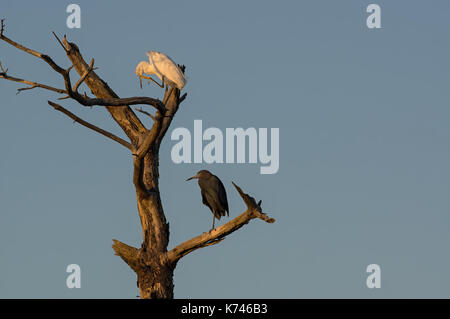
top-left (186, 175), bottom-right (197, 181)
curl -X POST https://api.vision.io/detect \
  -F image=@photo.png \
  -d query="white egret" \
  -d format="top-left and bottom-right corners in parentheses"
top-left (135, 51), bottom-right (186, 90)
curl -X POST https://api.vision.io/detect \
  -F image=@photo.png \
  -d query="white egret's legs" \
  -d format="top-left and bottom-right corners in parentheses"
top-left (139, 74), bottom-right (164, 88)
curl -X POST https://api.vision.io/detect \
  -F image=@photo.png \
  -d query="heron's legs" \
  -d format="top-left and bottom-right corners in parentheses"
top-left (211, 214), bottom-right (216, 231)
top-left (139, 75), bottom-right (164, 88)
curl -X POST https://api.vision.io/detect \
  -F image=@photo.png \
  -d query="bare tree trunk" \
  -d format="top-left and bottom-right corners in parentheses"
top-left (136, 150), bottom-right (173, 299)
top-left (0, 20), bottom-right (275, 299)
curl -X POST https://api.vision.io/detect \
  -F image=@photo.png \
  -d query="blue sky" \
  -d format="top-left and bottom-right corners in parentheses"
top-left (1, 0), bottom-right (450, 298)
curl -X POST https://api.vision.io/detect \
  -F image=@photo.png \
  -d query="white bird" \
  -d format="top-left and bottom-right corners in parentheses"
top-left (135, 51), bottom-right (186, 90)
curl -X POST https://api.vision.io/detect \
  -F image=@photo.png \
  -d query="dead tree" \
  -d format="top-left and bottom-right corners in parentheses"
top-left (0, 20), bottom-right (275, 299)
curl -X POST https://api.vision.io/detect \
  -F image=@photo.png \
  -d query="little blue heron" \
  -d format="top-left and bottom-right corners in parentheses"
top-left (135, 51), bottom-right (186, 90)
top-left (186, 170), bottom-right (229, 230)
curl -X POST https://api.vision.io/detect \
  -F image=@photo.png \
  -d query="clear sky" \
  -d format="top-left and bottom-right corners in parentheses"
top-left (1, 0), bottom-right (450, 298)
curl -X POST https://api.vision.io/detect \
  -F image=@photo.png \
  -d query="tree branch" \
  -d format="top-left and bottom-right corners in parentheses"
top-left (68, 92), bottom-right (166, 113)
top-left (73, 58), bottom-right (97, 92)
top-left (0, 19), bottom-right (4, 37)
top-left (135, 107), bottom-right (156, 121)
top-left (166, 182), bottom-right (275, 264)
top-left (0, 26), bottom-right (66, 74)
top-left (112, 239), bottom-right (141, 272)
top-left (57, 58), bottom-right (98, 100)
top-left (53, 59), bottom-right (166, 113)
top-left (179, 92), bottom-right (187, 104)
top-left (0, 65), bottom-right (66, 94)
top-left (47, 101), bottom-right (133, 150)
top-left (132, 113), bottom-right (163, 195)
top-left (134, 118), bottom-right (162, 159)
top-left (0, 60), bottom-right (7, 74)
top-left (51, 31), bottom-right (68, 53)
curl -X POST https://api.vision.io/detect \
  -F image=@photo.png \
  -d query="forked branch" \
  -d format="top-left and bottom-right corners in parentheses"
top-left (0, 64), bottom-right (66, 95)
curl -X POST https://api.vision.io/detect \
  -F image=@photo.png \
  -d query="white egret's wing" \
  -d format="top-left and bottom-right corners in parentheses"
top-left (146, 51), bottom-right (186, 89)
top-left (146, 51), bottom-right (174, 65)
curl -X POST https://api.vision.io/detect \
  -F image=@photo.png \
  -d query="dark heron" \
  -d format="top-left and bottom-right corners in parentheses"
top-left (186, 170), bottom-right (229, 230)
